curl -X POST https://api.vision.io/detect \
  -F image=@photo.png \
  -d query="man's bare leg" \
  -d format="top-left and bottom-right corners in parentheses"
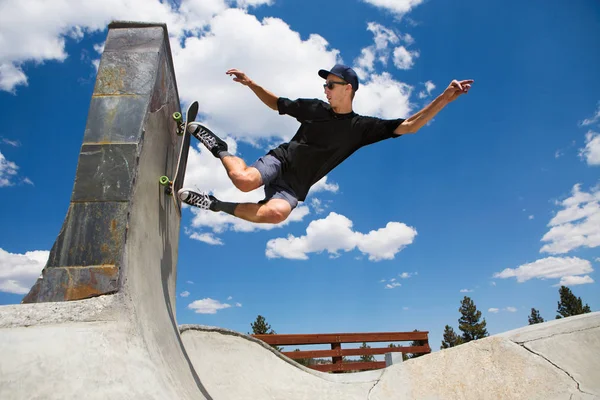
top-left (232, 198), bottom-right (292, 224)
top-left (219, 155), bottom-right (263, 193)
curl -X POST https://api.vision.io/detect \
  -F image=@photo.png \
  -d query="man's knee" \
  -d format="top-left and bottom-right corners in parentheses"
top-left (260, 201), bottom-right (292, 224)
top-left (230, 168), bottom-right (262, 192)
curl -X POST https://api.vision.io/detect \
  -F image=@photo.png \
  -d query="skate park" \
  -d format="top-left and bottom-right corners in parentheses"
top-left (0, 22), bottom-right (599, 400)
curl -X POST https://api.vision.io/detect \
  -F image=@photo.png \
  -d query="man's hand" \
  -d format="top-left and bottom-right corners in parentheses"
top-left (227, 68), bottom-right (279, 110)
top-left (226, 69), bottom-right (254, 87)
top-left (442, 79), bottom-right (474, 102)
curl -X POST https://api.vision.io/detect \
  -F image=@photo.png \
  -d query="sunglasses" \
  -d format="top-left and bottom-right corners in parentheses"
top-left (323, 81), bottom-right (348, 90)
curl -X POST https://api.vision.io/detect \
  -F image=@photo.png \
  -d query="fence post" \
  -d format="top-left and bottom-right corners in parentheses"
top-left (385, 352), bottom-right (403, 367)
top-left (331, 342), bottom-right (342, 370)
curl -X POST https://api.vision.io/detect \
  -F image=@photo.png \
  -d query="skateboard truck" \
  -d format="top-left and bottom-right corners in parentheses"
top-left (173, 112), bottom-right (184, 136)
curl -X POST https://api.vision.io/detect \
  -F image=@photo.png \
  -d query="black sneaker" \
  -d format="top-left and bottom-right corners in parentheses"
top-left (187, 123), bottom-right (228, 158)
top-left (178, 189), bottom-right (217, 211)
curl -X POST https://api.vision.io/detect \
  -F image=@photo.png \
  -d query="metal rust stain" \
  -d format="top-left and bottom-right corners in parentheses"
top-left (96, 66), bottom-right (126, 94)
top-left (110, 218), bottom-right (123, 253)
top-left (63, 265), bottom-right (119, 301)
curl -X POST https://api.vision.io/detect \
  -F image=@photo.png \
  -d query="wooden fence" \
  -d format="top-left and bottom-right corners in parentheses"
top-left (252, 331), bottom-right (431, 372)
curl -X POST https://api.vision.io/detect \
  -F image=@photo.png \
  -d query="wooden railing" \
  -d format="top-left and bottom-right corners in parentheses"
top-left (252, 331), bottom-right (430, 372)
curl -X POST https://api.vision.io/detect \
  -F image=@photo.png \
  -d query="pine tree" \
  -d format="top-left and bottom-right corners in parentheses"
top-left (528, 308), bottom-right (545, 325)
top-left (458, 296), bottom-right (488, 343)
top-left (556, 286), bottom-right (592, 319)
top-left (406, 329), bottom-right (426, 359)
top-left (440, 325), bottom-right (463, 349)
top-left (250, 315), bottom-right (275, 334)
top-left (250, 315), bottom-right (282, 351)
top-left (359, 342), bottom-right (375, 363)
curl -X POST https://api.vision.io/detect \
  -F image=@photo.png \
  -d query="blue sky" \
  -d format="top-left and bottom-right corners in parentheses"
top-left (1, 0), bottom-right (599, 353)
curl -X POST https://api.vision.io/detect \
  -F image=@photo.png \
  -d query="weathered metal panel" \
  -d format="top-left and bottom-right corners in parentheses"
top-left (94, 51), bottom-right (159, 96)
top-left (83, 96), bottom-right (148, 143)
top-left (72, 144), bottom-right (138, 202)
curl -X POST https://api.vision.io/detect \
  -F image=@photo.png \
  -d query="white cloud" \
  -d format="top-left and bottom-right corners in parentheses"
top-left (392, 46), bottom-right (419, 70)
top-left (0, 0), bottom-right (192, 92)
top-left (360, 0), bottom-right (424, 16)
top-left (180, 291), bottom-right (190, 297)
top-left (2, 138), bottom-right (20, 147)
top-left (554, 275), bottom-right (595, 287)
top-left (265, 212), bottom-right (417, 261)
top-left (310, 198), bottom-right (325, 214)
top-left (493, 256), bottom-right (594, 284)
top-left (353, 72), bottom-right (413, 119)
top-left (0, 151), bottom-right (19, 187)
top-left (385, 282), bottom-right (401, 289)
top-left (488, 307), bottom-right (517, 314)
top-left (399, 272), bottom-right (415, 279)
top-left (529, 215), bottom-right (534, 220)
top-left (174, 9), bottom-right (339, 141)
top-left (235, 302), bottom-right (242, 307)
top-left (188, 298), bottom-right (232, 314)
top-left (555, 149), bottom-right (563, 159)
top-left (402, 306), bottom-right (409, 310)
top-left (580, 102), bottom-right (600, 127)
top-left (354, 22), bottom-right (418, 77)
top-left (309, 176), bottom-right (339, 194)
top-left (355, 48), bottom-right (377, 73)
top-left (579, 131), bottom-right (600, 166)
top-left (227, 296), bottom-right (233, 300)
top-left (235, 0), bottom-right (273, 8)
top-left (187, 280), bottom-right (195, 284)
top-left (540, 184), bottom-right (600, 254)
top-left (189, 232), bottom-right (224, 245)
top-left (460, 289), bottom-right (473, 293)
top-left (418, 80), bottom-right (435, 99)
top-left (0, 64), bottom-right (28, 92)
top-left (0, 248), bottom-right (49, 295)
top-left (354, 23), bottom-right (399, 73)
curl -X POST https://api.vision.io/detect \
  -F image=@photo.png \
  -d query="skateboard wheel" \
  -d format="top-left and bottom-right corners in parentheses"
top-left (159, 176), bottom-right (170, 186)
top-left (173, 112), bottom-right (182, 122)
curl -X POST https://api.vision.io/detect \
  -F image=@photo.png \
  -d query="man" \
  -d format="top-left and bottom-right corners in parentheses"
top-left (178, 64), bottom-right (473, 224)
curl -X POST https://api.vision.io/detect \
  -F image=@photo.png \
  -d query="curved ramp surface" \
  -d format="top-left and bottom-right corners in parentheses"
top-left (0, 20), bottom-right (598, 400)
top-left (180, 313), bottom-right (600, 400)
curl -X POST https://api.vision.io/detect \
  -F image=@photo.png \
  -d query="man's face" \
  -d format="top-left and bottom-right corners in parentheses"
top-left (324, 73), bottom-right (350, 106)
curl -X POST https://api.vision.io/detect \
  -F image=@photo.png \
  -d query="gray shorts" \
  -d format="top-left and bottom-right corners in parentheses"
top-left (251, 154), bottom-right (299, 209)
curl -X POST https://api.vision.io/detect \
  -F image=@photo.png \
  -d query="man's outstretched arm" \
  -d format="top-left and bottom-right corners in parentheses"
top-left (394, 79), bottom-right (474, 135)
top-left (226, 69), bottom-right (279, 111)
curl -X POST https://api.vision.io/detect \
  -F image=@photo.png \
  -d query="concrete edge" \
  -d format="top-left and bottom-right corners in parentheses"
top-left (498, 312), bottom-right (600, 343)
top-left (179, 324), bottom-right (384, 383)
top-left (108, 20), bottom-right (181, 104)
top-left (0, 293), bottom-right (123, 328)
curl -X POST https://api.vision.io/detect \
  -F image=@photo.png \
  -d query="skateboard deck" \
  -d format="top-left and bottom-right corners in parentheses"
top-left (159, 101), bottom-right (199, 214)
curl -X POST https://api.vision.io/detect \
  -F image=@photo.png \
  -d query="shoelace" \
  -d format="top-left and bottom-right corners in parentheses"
top-left (198, 128), bottom-right (217, 148)
top-left (187, 192), bottom-right (211, 209)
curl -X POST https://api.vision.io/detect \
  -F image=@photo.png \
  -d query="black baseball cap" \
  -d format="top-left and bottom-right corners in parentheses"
top-left (318, 64), bottom-right (359, 91)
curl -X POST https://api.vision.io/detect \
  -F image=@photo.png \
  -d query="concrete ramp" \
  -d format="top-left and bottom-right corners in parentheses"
top-left (179, 313), bottom-right (600, 400)
top-left (0, 21), bottom-right (598, 400)
top-left (0, 22), bottom-right (211, 400)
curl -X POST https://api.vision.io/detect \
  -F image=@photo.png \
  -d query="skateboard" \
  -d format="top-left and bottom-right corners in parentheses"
top-left (159, 101), bottom-right (199, 212)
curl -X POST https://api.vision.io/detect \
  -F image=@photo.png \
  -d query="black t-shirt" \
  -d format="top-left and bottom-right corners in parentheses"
top-left (269, 97), bottom-right (405, 201)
